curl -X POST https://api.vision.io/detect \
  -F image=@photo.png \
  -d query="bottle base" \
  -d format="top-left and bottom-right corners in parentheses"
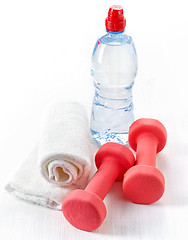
top-left (91, 129), bottom-right (129, 147)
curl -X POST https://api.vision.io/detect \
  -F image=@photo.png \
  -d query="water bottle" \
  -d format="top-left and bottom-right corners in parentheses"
top-left (90, 5), bottom-right (138, 146)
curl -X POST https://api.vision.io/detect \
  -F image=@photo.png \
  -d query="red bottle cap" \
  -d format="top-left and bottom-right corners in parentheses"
top-left (105, 5), bottom-right (126, 32)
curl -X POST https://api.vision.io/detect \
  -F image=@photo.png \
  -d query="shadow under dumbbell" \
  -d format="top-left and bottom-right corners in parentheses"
top-left (157, 148), bottom-right (188, 207)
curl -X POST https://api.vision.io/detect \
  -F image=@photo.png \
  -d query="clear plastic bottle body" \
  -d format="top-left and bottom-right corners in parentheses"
top-left (90, 30), bottom-right (138, 146)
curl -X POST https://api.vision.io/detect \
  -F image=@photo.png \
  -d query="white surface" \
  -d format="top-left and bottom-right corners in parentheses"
top-left (0, 0), bottom-right (188, 239)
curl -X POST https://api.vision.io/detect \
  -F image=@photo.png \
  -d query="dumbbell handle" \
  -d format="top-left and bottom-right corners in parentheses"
top-left (136, 133), bottom-right (157, 167)
top-left (85, 157), bottom-right (121, 200)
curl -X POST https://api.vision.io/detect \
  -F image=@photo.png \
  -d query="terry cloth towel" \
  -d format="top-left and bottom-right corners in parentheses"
top-left (5, 102), bottom-right (93, 210)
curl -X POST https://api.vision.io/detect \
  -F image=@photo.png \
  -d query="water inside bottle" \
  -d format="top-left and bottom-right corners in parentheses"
top-left (90, 33), bottom-right (137, 146)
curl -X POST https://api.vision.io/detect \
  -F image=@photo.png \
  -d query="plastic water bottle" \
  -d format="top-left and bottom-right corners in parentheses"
top-left (90, 5), bottom-right (138, 146)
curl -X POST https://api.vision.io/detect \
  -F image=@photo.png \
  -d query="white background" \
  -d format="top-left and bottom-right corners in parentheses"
top-left (0, 0), bottom-right (188, 239)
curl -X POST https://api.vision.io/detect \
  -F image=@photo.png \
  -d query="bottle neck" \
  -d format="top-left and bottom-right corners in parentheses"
top-left (106, 29), bottom-right (125, 37)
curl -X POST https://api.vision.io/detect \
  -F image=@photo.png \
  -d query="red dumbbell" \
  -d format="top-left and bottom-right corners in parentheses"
top-left (123, 118), bottom-right (167, 204)
top-left (62, 142), bottom-right (135, 231)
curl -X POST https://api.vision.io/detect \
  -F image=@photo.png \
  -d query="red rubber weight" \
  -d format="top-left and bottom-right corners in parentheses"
top-left (123, 118), bottom-right (167, 204)
top-left (62, 142), bottom-right (135, 231)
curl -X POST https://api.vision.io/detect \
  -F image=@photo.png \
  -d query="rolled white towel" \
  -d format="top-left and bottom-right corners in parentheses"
top-left (5, 102), bottom-right (95, 210)
top-left (38, 102), bottom-right (91, 187)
